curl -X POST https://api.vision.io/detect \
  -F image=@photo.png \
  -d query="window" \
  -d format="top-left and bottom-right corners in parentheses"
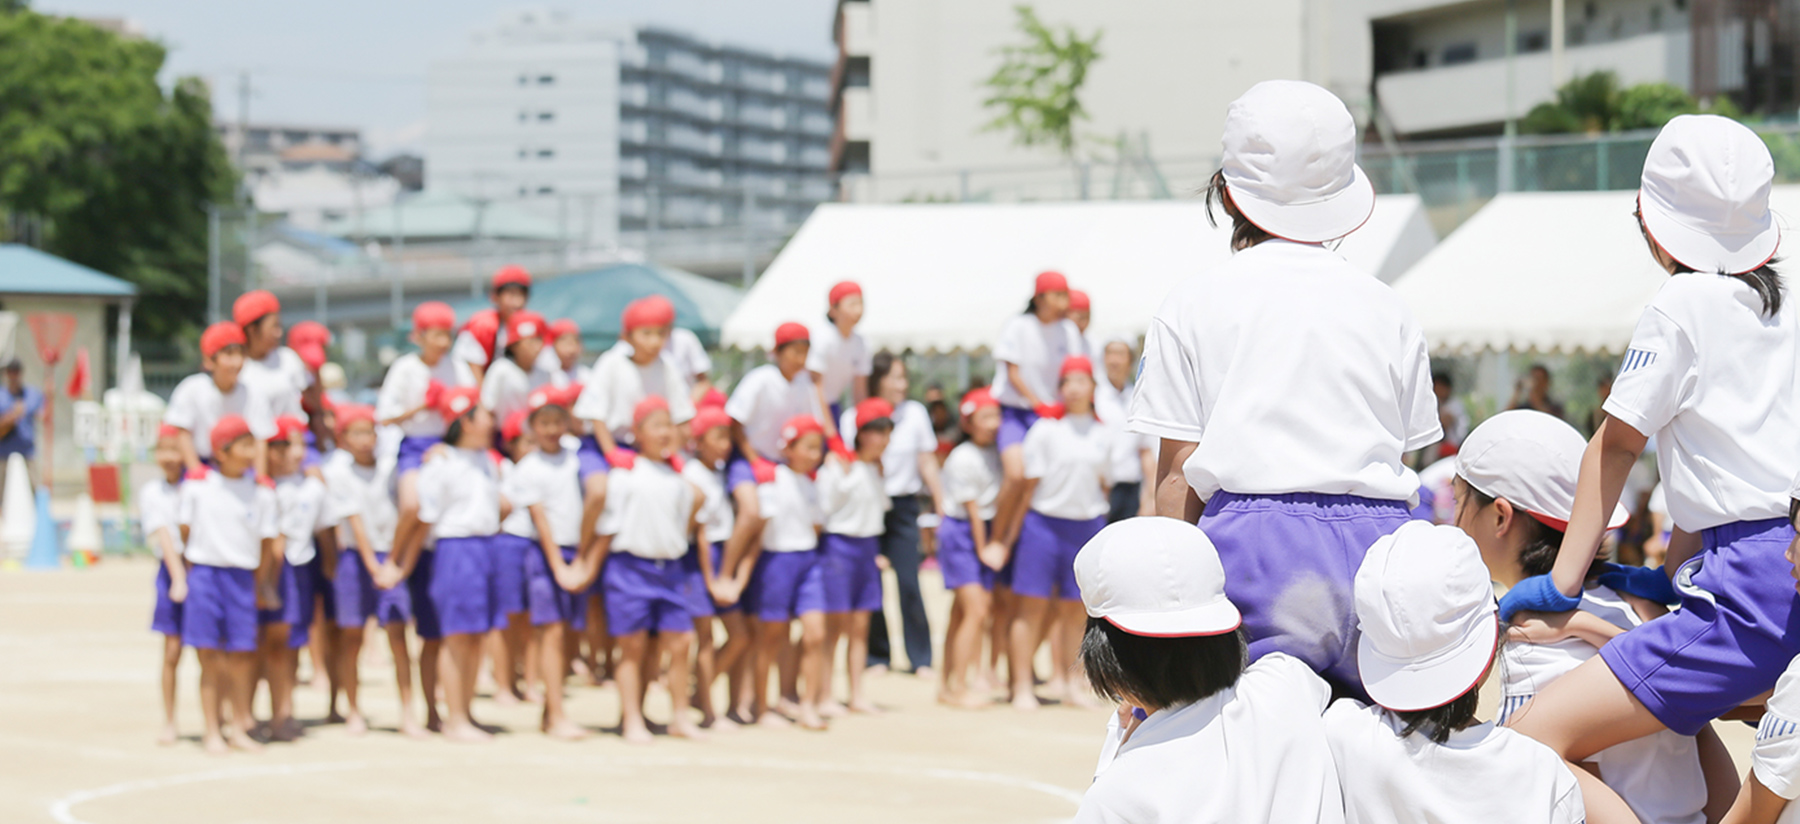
top-left (518, 186), bottom-right (529, 196)
top-left (518, 110), bottom-right (528, 123)
top-left (537, 148), bottom-right (555, 159)
top-left (1520, 30), bottom-right (1548, 52)
top-left (518, 148), bottom-right (527, 159)
top-left (1650, 5), bottom-right (1664, 30)
top-left (538, 74), bottom-right (555, 85)
top-left (518, 74), bottom-right (529, 86)
top-left (537, 185), bottom-right (555, 195)
top-left (1441, 42), bottom-right (1478, 65)
top-left (537, 111), bottom-right (556, 123)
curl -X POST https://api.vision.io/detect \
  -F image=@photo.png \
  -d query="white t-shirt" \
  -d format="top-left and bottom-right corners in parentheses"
top-left (179, 471), bottom-right (280, 569)
top-left (666, 327), bottom-right (712, 382)
top-left (274, 474), bottom-right (339, 565)
top-left (480, 355), bottom-right (554, 425)
top-left (503, 448), bottom-right (583, 546)
top-left (1604, 273), bottom-right (1800, 530)
top-left (992, 314), bottom-right (1086, 409)
top-left (376, 352), bottom-right (474, 439)
top-left (725, 364), bottom-right (824, 458)
top-left (818, 458), bottom-right (890, 537)
top-left (943, 441), bottom-right (1002, 522)
top-left (535, 347), bottom-right (594, 389)
top-left (452, 325), bottom-right (503, 372)
top-left (573, 345), bottom-right (698, 443)
top-left (1081, 653), bottom-right (1342, 824)
top-left (1754, 655), bottom-right (1800, 823)
top-left (1094, 377), bottom-right (1155, 484)
top-left (138, 477), bottom-right (183, 553)
top-left (1023, 414), bottom-right (1112, 521)
top-left (417, 447), bottom-right (500, 538)
top-left (1129, 240), bottom-right (1441, 503)
top-left (806, 321), bottom-right (872, 407)
top-left (758, 464), bottom-right (823, 552)
top-left (240, 346), bottom-right (311, 422)
top-left (840, 398), bottom-right (937, 498)
top-left (164, 374), bottom-right (277, 459)
top-left (1441, 396), bottom-right (1471, 448)
top-left (324, 458), bottom-right (396, 555)
top-left (1498, 586), bottom-right (1704, 824)
top-left (683, 457), bottom-right (735, 545)
top-left (596, 458), bottom-right (696, 560)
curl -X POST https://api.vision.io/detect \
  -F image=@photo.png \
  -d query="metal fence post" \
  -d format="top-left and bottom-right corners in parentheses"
top-left (1596, 138), bottom-right (1610, 190)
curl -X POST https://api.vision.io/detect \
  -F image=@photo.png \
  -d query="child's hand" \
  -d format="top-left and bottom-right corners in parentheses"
top-left (168, 577), bottom-right (188, 604)
top-left (1505, 610), bottom-right (1581, 645)
top-left (707, 577), bottom-right (738, 607)
top-left (874, 553), bottom-right (892, 572)
top-left (422, 442), bottom-right (450, 464)
top-left (978, 542), bottom-right (1010, 571)
top-left (257, 582), bottom-right (282, 611)
top-left (555, 562), bottom-right (587, 593)
top-left (373, 562), bottom-right (403, 590)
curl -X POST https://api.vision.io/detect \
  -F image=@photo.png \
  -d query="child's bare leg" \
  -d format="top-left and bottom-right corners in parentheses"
top-left (662, 632), bottom-right (705, 739)
top-left (197, 650), bottom-right (228, 754)
top-left (222, 652), bottom-right (263, 751)
top-left (1008, 596), bottom-right (1050, 710)
top-left (313, 606), bottom-right (338, 717)
top-left (584, 597), bottom-right (613, 685)
top-left (159, 634), bottom-right (183, 745)
top-left (942, 585), bottom-right (991, 707)
top-left (1696, 722), bottom-right (1740, 821)
top-left (260, 623), bottom-right (296, 739)
top-left (1507, 657), bottom-right (1671, 824)
top-left (1053, 600), bottom-right (1095, 708)
top-left (521, 615), bottom-right (543, 701)
top-left (538, 623), bottom-right (585, 739)
top-left (336, 624), bottom-right (368, 735)
top-left (846, 612), bottom-right (877, 713)
top-left (690, 618), bottom-right (725, 727)
top-left (796, 612), bottom-right (828, 730)
top-left (777, 625), bottom-right (802, 710)
top-left (440, 633), bottom-right (491, 743)
top-left (718, 613), bottom-right (754, 722)
top-left (615, 631), bottom-right (653, 744)
top-left (987, 585), bottom-right (1013, 690)
top-left (388, 624), bottom-right (427, 738)
top-left (418, 638), bottom-right (443, 732)
top-left (753, 619), bottom-right (789, 726)
top-left (820, 614), bottom-right (847, 716)
top-left (1043, 607), bottom-right (1066, 694)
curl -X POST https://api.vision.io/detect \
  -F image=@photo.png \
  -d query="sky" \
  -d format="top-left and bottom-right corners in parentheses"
top-left (35, 0), bottom-right (839, 158)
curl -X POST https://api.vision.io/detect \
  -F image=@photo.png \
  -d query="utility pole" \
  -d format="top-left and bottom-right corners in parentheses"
top-left (207, 205), bottom-right (221, 323)
top-left (741, 185), bottom-right (755, 288)
top-left (237, 71), bottom-right (256, 293)
top-left (1499, 0), bottom-right (1519, 192)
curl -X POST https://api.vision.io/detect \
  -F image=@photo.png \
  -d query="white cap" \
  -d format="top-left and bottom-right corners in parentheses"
top-left (1456, 410), bottom-right (1629, 531)
top-left (1221, 80), bottom-right (1375, 244)
top-left (1074, 517), bottom-right (1241, 637)
top-left (1639, 114), bottom-right (1779, 275)
top-left (1355, 521), bottom-right (1499, 712)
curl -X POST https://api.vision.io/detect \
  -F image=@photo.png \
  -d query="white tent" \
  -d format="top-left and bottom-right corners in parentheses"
top-left (722, 197), bottom-right (1438, 352)
top-left (1392, 187), bottom-right (1800, 354)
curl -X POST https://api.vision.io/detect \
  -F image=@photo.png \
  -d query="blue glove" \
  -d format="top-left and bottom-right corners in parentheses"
top-left (1497, 574), bottom-right (1582, 623)
top-left (1595, 563), bottom-right (1679, 605)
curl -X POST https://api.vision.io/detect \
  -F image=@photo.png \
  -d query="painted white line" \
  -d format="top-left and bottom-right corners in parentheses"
top-left (49, 762), bottom-right (375, 824)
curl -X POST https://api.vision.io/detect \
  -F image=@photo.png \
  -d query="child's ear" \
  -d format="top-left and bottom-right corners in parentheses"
top-left (1493, 497), bottom-right (1516, 537)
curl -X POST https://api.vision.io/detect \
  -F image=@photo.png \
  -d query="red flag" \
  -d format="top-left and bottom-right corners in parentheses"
top-left (65, 347), bottom-right (89, 398)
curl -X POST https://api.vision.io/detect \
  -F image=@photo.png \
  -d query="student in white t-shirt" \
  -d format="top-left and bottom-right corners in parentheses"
top-left (938, 388), bottom-right (1003, 709)
top-left (260, 416), bottom-right (341, 742)
top-left (1457, 410), bottom-right (1727, 824)
top-left (376, 301), bottom-right (474, 583)
top-left (164, 322), bottom-right (277, 475)
top-left (233, 290), bottom-right (310, 425)
top-left (1074, 517), bottom-right (1343, 824)
top-left (1724, 654), bottom-right (1800, 823)
top-left (1127, 82), bottom-right (1440, 699)
top-left (479, 309), bottom-right (554, 426)
top-left (450, 265), bottom-right (532, 385)
top-left (573, 296), bottom-right (697, 462)
top-left (721, 322), bottom-right (825, 560)
top-left (988, 271), bottom-right (1087, 572)
top-left (818, 398), bottom-right (893, 715)
top-left (1500, 117), bottom-right (1800, 824)
top-left (1007, 355), bottom-right (1112, 712)
top-left (807, 280), bottom-right (872, 434)
top-left (144, 424), bottom-right (189, 746)
top-left (1093, 336), bottom-right (1155, 523)
top-left (1325, 521), bottom-right (1585, 824)
top-left (488, 408), bottom-right (535, 707)
top-left (684, 406), bottom-right (747, 728)
top-left (536, 318), bottom-right (592, 388)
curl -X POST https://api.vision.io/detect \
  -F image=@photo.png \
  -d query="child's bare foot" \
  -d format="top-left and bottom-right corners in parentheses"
top-left (819, 700), bottom-right (848, 718)
top-left (796, 705), bottom-right (828, 731)
top-left (865, 662), bottom-right (890, 676)
top-left (545, 720), bottom-right (588, 741)
top-left (494, 689), bottom-right (521, 707)
top-left (777, 697), bottom-right (803, 718)
top-left (913, 665), bottom-right (935, 680)
top-left (344, 713), bottom-right (369, 736)
top-left (202, 734), bottom-right (230, 755)
top-left (1065, 689), bottom-right (1099, 710)
top-left (225, 728), bottom-right (264, 752)
top-left (726, 708), bottom-right (756, 726)
top-left (621, 723), bottom-right (654, 745)
top-left (669, 720), bottom-right (708, 741)
top-left (399, 718), bottom-right (431, 740)
top-left (702, 713), bottom-right (738, 731)
top-left (939, 690), bottom-right (988, 710)
top-left (757, 709), bottom-right (792, 728)
top-left (157, 724), bottom-right (179, 746)
top-left (1012, 692), bottom-right (1041, 711)
top-left (442, 723), bottom-right (493, 744)
top-left (847, 698), bottom-right (881, 714)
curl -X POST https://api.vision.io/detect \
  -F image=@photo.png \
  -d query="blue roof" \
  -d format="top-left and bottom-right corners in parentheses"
top-left (0, 245), bottom-right (137, 298)
top-left (443, 262), bottom-right (743, 347)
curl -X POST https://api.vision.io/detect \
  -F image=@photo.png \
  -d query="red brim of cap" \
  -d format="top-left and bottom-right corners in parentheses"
top-left (294, 344), bottom-right (326, 371)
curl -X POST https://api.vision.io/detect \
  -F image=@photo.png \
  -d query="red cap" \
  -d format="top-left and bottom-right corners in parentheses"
top-left (492, 265), bottom-right (532, 290)
top-left (777, 414), bottom-right (824, 449)
top-left (505, 310), bottom-right (547, 345)
top-left (828, 280), bottom-right (862, 306)
top-left (201, 322), bottom-right (247, 359)
top-left (697, 387), bottom-right (727, 410)
top-left (548, 318), bottom-right (580, 341)
top-left (1068, 290), bottom-right (1090, 312)
top-left (1034, 271), bottom-right (1069, 296)
top-left (691, 406), bottom-right (732, 436)
top-left (462, 310), bottom-right (501, 361)
top-left (500, 409), bottom-right (529, 444)
top-left (412, 301), bottom-right (456, 331)
top-left (959, 387), bottom-right (999, 418)
top-left (233, 290), bottom-right (280, 328)
top-left (209, 414), bottom-right (253, 457)
top-left (622, 295), bottom-right (677, 333)
top-left (157, 423), bottom-right (183, 442)
top-left (854, 398), bottom-right (895, 430)
top-left (288, 321), bottom-right (331, 371)
top-left (1059, 355), bottom-right (1094, 380)
top-left (269, 415), bottom-right (309, 444)
top-left (774, 322), bottom-right (810, 348)
top-left (333, 404), bottom-right (375, 438)
top-left (632, 395), bottom-right (671, 427)
top-left (437, 386), bottom-right (481, 422)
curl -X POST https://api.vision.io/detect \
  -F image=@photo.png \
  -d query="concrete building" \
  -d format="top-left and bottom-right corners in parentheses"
top-left (216, 122), bottom-right (365, 181)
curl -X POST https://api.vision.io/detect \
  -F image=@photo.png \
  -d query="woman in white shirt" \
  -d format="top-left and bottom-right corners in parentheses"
top-left (1005, 355), bottom-right (1111, 711)
top-left (1501, 116), bottom-right (1800, 824)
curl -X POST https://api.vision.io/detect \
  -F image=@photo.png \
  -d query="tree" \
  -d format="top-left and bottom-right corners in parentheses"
top-left (1521, 71), bottom-right (1702, 135)
top-left (979, 5), bottom-right (1103, 159)
top-left (0, 10), bottom-right (235, 344)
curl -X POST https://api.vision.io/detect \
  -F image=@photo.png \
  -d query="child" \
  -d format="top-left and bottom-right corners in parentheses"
top-left (573, 296), bottom-right (697, 463)
top-left (1074, 517), bottom-right (1343, 823)
top-left (1128, 82), bottom-right (1439, 698)
top-left (144, 424), bottom-right (187, 745)
top-left (594, 396), bottom-right (707, 744)
top-left (1006, 355), bottom-right (1112, 711)
top-left (987, 271), bottom-right (1085, 571)
top-left (452, 264), bottom-right (532, 383)
top-left (233, 290), bottom-right (310, 423)
top-left (1323, 521), bottom-right (1585, 822)
top-left (324, 404), bottom-right (425, 738)
top-left (1459, 410), bottom-right (1727, 824)
top-left (817, 398), bottom-right (893, 715)
top-left (722, 322), bottom-right (824, 560)
top-left (376, 301), bottom-right (473, 591)
top-left (938, 388), bottom-right (1003, 708)
top-left (734, 414), bottom-right (829, 730)
top-left (1721, 651), bottom-right (1800, 823)
top-left (480, 309), bottom-right (553, 425)
top-left (164, 322), bottom-right (276, 475)
top-left (505, 395), bottom-right (590, 739)
top-left (489, 408), bottom-right (537, 704)
top-left (807, 280), bottom-right (871, 432)
top-left (259, 415), bottom-right (341, 741)
top-left (684, 406), bottom-right (745, 727)
top-left (539, 319), bottom-right (590, 387)
top-left (178, 415), bottom-right (281, 754)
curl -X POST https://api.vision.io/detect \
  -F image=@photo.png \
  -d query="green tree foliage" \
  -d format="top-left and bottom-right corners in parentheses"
top-left (0, 10), bottom-right (235, 343)
top-left (1521, 71), bottom-right (1702, 134)
top-left (979, 5), bottom-right (1103, 159)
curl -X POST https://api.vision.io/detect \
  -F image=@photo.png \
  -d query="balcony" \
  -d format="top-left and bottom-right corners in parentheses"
top-left (840, 87), bottom-right (874, 142)
top-left (841, 2), bottom-right (873, 57)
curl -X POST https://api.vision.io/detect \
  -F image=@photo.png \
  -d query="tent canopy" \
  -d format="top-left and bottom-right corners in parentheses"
top-left (721, 198), bottom-right (1437, 353)
top-left (446, 262), bottom-right (742, 348)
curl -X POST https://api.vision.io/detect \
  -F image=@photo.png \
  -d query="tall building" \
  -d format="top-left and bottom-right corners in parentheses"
top-left (427, 10), bottom-right (834, 277)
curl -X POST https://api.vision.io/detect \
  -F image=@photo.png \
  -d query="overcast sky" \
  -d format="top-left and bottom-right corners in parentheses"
top-left (35, 0), bottom-right (838, 157)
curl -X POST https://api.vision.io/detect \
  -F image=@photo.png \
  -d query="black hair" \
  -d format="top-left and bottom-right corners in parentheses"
top-left (1393, 681), bottom-right (1485, 744)
top-left (1079, 617), bottom-right (1247, 709)
top-left (867, 350), bottom-right (903, 399)
top-left (1431, 370), bottom-right (1452, 388)
top-left (1529, 363), bottom-right (1551, 378)
top-left (1790, 496), bottom-right (1800, 528)
top-left (528, 404), bottom-right (568, 426)
top-left (445, 418), bottom-right (466, 446)
top-left (853, 417), bottom-right (895, 450)
top-left (1636, 206), bottom-right (1784, 316)
top-left (1023, 296), bottom-right (1038, 315)
top-left (1203, 169), bottom-right (1275, 252)
top-left (494, 283), bottom-right (530, 298)
top-left (1463, 484), bottom-right (1605, 580)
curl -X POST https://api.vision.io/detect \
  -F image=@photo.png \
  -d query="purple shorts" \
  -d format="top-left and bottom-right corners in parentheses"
top-left (490, 533), bottom-right (532, 617)
top-left (997, 405), bottom-right (1040, 452)
top-left (258, 560), bottom-right (315, 648)
top-left (429, 536), bottom-right (497, 637)
top-left (746, 549), bottom-right (827, 623)
top-left (304, 552), bottom-right (334, 620)
top-left (525, 545), bottom-right (589, 629)
top-left (1600, 518), bottom-right (1800, 736)
top-left (937, 516), bottom-right (996, 591)
top-left (396, 435), bottom-right (441, 476)
top-left (1200, 491), bottom-right (1410, 698)
top-left (152, 563), bottom-right (184, 636)
top-left (822, 533), bottom-right (883, 613)
top-left (1012, 511), bottom-right (1104, 602)
top-left (407, 551), bottom-right (441, 640)
top-left (182, 564), bottom-right (259, 652)
top-left (575, 436), bottom-right (612, 482)
top-left (704, 541), bottom-right (739, 615)
top-left (333, 549), bottom-right (412, 627)
top-left (603, 552), bottom-right (700, 635)
top-left (725, 450), bottom-right (760, 495)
